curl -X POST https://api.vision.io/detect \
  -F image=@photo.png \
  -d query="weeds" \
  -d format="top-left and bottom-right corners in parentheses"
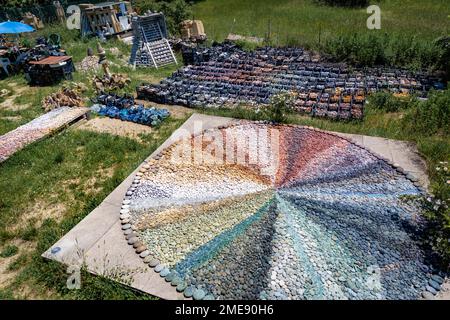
top-left (0, 245), bottom-right (18, 258)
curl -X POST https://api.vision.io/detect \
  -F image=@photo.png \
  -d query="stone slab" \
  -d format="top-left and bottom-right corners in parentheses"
top-left (43, 114), bottom-right (429, 299)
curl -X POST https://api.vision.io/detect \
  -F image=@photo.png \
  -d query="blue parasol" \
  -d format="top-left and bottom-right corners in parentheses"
top-left (0, 21), bottom-right (35, 34)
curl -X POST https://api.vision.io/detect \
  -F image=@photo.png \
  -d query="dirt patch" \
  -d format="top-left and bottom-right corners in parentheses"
top-left (0, 84), bottom-right (31, 111)
top-left (0, 240), bottom-right (35, 290)
top-left (135, 74), bottom-right (162, 84)
top-left (83, 166), bottom-right (116, 194)
top-left (9, 202), bottom-right (67, 234)
top-left (77, 117), bottom-right (153, 141)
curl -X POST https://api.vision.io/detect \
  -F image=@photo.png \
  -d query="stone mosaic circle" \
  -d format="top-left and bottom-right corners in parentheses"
top-left (120, 122), bottom-right (432, 300)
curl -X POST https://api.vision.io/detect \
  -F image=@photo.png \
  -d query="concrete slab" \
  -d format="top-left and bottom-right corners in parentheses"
top-left (338, 132), bottom-right (429, 188)
top-left (43, 114), bottom-right (430, 299)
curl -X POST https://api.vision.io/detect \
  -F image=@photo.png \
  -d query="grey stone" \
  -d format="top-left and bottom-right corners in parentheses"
top-left (160, 268), bottom-right (170, 277)
top-left (121, 224), bottom-right (131, 230)
top-left (193, 289), bottom-right (206, 300)
top-left (154, 264), bottom-right (164, 273)
top-left (431, 275), bottom-right (444, 285)
top-left (184, 286), bottom-right (194, 298)
top-left (127, 237), bottom-right (138, 245)
top-left (148, 258), bottom-right (160, 267)
top-left (176, 282), bottom-right (187, 292)
top-left (421, 291), bottom-right (434, 300)
top-left (139, 250), bottom-right (150, 258)
top-left (426, 285), bottom-right (437, 295)
top-left (125, 232), bottom-right (137, 240)
top-left (429, 280), bottom-right (441, 291)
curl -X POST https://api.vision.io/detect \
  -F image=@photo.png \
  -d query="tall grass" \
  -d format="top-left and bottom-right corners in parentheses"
top-left (322, 33), bottom-right (443, 71)
top-left (193, 0), bottom-right (449, 47)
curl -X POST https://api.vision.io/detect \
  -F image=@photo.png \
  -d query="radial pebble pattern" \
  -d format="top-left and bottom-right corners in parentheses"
top-left (122, 122), bottom-right (433, 300)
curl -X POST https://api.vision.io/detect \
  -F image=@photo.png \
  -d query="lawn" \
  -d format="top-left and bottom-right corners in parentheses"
top-left (0, 26), bottom-right (188, 299)
top-left (193, 0), bottom-right (449, 47)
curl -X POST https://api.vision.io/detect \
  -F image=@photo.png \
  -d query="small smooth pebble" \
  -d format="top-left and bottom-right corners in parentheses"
top-left (193, 289), bottom-right (206, 300)
top-left (184, 286), bottom-right (194, 298)
top-left (148, 259), bottom-right (160, 267)
top-left (139, 250), bottom-right (150, 258)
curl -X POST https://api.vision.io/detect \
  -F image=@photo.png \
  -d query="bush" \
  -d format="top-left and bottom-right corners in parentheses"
top-left (368, 92), bottom-right (413, 113)
top-left (402, 90), bottom-right (450, 136)
top-left (323, 33), bottom-right (441, 71)
top-left (264, 92), bottom-right (295, 123)
top-left (420, 163), bottom-right (450, 269)
top-left (133, 0), bottom-right (192, 35)
top-left (434, 36), bottom-right (450, 81)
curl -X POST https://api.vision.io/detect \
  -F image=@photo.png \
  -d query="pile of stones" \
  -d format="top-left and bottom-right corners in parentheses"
top-left (137, 43), bottom-right (442, 120)
top-left (92, 73), bottom-right (131, 93)
top-left (78, 55), bottom-right (100, 73)
top-left (119, 122), bottom-right (446, 300)
top-left (42, 83), bottom-right (87, 111)
top-left (92, 93), bottom-right (170, 127)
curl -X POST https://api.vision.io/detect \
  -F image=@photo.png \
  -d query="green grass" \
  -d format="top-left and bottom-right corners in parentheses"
top-left (0, 245), bottom-right (18, 258)
top-left (0, 25), bottom-right (187, 298)
top-left (193, 0), bottom-right (450, 47)
top-left (0, 116), bottom-right (188, 299)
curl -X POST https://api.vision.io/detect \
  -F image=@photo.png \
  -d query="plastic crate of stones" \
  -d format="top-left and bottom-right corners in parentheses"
top-left (135, 44), bottom-right (444, 120)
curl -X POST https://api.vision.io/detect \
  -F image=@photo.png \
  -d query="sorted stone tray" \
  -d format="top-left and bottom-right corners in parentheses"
top-left (0, 107), bottom-right (89, 163)
top-left (43, 114), bottom-right (444, 300)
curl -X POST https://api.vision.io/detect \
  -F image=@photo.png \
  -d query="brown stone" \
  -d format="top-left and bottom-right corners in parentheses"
top-left (133, 241), bottom-right (143, 249)
top-left (136, 245), bottom-right (147, 253)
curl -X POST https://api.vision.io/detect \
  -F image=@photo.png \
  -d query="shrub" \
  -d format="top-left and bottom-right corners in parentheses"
top-left (420, 163), bottom-right (450, 269)
top-left (401, 89), bottom-right (450, 136)
top-left (264, 91), bottom-right (295, 123)
top-left (434, 36), bottom-right (450, 81)
top-left (368, 92), bottom-right (413, 113)
top-left (133, 0), bottom-right (192, 35)
top-left (323, 33), bottom-right (442, 71)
